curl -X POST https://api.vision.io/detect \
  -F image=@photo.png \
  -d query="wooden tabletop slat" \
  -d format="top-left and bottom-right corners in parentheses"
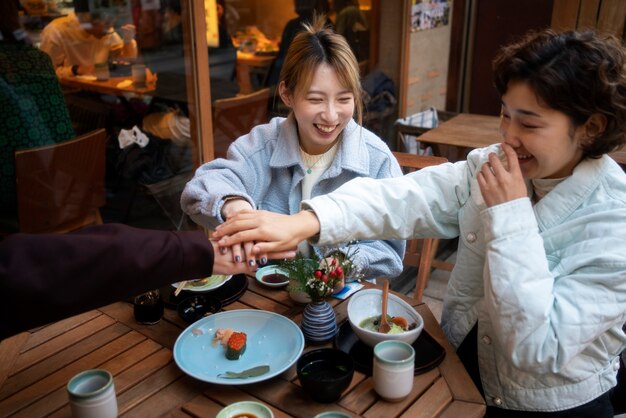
top-left (338, 376), bottom-right (377, 415)
top-left (401, 377), bottom-right (452, 418)
top-left (246, 277), bottom-right (293, 306)
top-left (121, 375), bottom-right (207, 418)
top-left (22, 310), bottom-right (103, 352)
top-left (238, 291), bottom-right (292, 315)
top-left (12, 314), bottom-right (116, 374)
top-left (437, 400), bottom-right (487, 418)
top-left (180, 392), bottom-right (227, 417)
top-left (116, 359), bottom-right (184, 415)
top-left (99, 302), bottom-right (183, 348)
top-left (7, 335), bottom-right (159, 418)
top-left (362, 368), bottom-right (441, 418)
top-left (1, 322), bottom-right (132, 401)
top-left (0, 331), bottom-right (147, 418)
top-left (242, 376), bottom-right (354, 418)
top-left (0, 333), bottom-right (28, 390)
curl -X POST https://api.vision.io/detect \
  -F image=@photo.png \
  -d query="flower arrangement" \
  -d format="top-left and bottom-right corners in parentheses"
top-left (279, 246), bottom-right (363, 302)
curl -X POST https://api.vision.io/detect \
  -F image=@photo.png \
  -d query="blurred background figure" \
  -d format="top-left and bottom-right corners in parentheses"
top-left (334, 0), bottom-right (369, 62)
top-left (0, 0), bottom-right (75, 226)
top-left (266, 0), bottom-right (331, 88)
top-left (40, 0), bottom-right (137, 77)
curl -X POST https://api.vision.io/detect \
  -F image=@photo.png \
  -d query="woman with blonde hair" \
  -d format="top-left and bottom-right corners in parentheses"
top-left (181, 17), bottom-right (404, 280)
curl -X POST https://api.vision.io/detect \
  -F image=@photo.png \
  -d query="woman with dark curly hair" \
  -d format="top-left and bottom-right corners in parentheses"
top-left (215, 29), bottom-right (626, 417)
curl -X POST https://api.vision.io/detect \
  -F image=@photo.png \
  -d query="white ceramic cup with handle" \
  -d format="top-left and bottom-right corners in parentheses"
top-left (373, 340), bottom-right (415, 402)
top-left (67, 369), bottom-right (118, 418)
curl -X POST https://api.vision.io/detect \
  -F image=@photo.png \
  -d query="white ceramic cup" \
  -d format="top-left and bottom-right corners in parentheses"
top-left (131, 64), bottom-right (146, 86)
top-left (67, 369), bottom-right (118, 418)
top-left (373, 340), bottom-right (415, 402)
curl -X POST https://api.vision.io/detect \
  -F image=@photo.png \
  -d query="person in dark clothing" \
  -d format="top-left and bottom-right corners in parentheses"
top-left (265, 0), bottom-right (331, 88)
top-left (0, 0), bottom-right (75, 220)
top-left (0, 223), bottom-right (295, 340)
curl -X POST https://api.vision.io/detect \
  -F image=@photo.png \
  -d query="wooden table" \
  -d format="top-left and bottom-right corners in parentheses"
top-left (416, 113), bottom-right (501, 161)
top-left (0, 278), bottom-right (485, 418)
top-left (236, 51), bottom-right (276, 95)
top-left (59, 75), bottom-right (156, 97)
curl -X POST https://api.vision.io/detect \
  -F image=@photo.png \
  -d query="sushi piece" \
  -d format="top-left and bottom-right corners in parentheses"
top-left (226, 331), bottom-right (247, 360)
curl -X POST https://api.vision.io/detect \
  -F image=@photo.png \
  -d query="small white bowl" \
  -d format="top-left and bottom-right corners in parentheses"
top-left (216, 401), bottom-right (274, 418)
top-left (347, 288), bottom-right (423, 348)
top-left (255, 266), bottom-right (290, 288)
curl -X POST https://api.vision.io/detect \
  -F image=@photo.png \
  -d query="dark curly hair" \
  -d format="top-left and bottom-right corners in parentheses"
top-left (493, 29), bottom-right (626, 158)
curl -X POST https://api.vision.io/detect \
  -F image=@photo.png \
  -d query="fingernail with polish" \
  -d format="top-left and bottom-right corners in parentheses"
top-left (248, 259), bottom-right (255, 266)
top-left (235, 255), bottom-right (241, 263)
top-left (261, 257), bottom-right (267, 265)
top-left (219, 247), bottom-right (227, 255)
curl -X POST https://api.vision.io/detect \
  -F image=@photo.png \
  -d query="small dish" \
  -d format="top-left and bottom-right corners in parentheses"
top-left (255, 266), bottom-right (290, 288)
top-left (172, 274), bottom-right (233, 292)
top-left (177, 295), bottom-right (221, 323)
top-left (216, 401), bottom-right (274, 418)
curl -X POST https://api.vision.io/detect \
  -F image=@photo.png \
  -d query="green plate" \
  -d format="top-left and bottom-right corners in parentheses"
top-left (172, 274), bottom-right (233, 292)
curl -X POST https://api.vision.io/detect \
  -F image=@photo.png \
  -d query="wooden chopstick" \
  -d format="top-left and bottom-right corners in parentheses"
top-left (174, 281), bottom-right (187, 297)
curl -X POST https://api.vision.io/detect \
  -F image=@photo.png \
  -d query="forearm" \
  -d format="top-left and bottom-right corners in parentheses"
top-left (114, 40), bottom-right (138, 59)
top-left (0, 224), bottom-right (214, 339)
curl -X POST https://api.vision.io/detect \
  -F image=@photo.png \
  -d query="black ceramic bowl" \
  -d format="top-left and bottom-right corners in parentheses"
top-left (296, 348), bottom-right (354, 403)
top-left (177, 295), bottom-right (221, 323)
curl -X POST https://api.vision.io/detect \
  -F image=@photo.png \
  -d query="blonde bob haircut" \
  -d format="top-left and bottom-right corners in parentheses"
top-left (279, 15), bottom-right (363, 124)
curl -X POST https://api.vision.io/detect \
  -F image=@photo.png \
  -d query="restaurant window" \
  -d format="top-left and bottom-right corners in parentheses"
top-left (1, 0), bottom-right (393, 236)
top-left (1, 0), bottom-right (214, 233)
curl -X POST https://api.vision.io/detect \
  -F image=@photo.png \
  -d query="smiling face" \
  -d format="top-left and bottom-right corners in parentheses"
top-left (279, 63), bottom-right (355, 155)
top-left (500, 81), bottom-right (587, 179)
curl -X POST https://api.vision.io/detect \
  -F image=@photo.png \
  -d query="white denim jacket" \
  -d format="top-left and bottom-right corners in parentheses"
top-left (304, 144), bottom-right (626, 412)
top-left (181, 115), bottom-right (405, 279)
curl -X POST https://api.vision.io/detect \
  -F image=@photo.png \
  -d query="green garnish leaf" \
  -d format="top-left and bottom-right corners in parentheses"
top-left (218, 365), bottom-right (270, 379)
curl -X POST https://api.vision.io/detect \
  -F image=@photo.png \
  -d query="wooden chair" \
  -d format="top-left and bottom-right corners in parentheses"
top-left (392, 151), bottom-right (454, 302)
top-left (212, 88), bottom-right (271, 159)
top-left (14, 129), bottom-right (107, 233)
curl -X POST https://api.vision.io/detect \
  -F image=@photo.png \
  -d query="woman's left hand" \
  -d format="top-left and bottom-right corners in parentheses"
top-left (477, 143), bottom-right (527, 207)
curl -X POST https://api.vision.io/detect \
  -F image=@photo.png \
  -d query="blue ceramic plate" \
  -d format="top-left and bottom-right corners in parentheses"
top-left (173, 310), bottom-right (305, 385)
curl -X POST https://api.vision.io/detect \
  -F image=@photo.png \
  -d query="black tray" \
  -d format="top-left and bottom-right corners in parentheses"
top-left (333, 321), bottom-right (446, 376)
top-left (162, 274), bottom-right (248, 309)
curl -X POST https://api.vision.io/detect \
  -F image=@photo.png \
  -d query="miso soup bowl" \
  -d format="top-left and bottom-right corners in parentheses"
top-left (347, 289), bottom-right (423, 348)
top-left (297, 348), bottom-right (354, 403)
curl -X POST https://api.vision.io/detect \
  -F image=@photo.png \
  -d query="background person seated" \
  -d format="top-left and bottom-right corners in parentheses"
top-left (39, 0), bottom-right (137, 78)
top-left (0, 0), bottom-right (75, 223)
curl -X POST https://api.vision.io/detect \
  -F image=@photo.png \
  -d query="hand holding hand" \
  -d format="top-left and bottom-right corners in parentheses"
top-left (477, 143), bottom-right (528, 207)
top-left (214, 209), bottom-right (320, 255)
top-left (221, 198), bottom-right (256, 266)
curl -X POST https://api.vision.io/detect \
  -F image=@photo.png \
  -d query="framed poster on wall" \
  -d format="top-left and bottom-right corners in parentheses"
top-left (411, 0), bottom-right (451, 32)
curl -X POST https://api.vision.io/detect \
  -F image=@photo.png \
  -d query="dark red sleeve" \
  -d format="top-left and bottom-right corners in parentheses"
top-left (0, 223), bottom-right (214, 340)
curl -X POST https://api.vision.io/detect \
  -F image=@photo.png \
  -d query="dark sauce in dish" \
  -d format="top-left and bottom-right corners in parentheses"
top-left (262, 273), bottom-right (289, 284)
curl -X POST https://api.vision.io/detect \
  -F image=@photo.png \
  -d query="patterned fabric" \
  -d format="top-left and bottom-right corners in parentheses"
top-left (0, 42), bottom-right (74, 216)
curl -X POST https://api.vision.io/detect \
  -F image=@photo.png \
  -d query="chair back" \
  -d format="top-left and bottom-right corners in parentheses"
top-left (15, 129), bottom-right (107, 233)
top-left (212, 88), bottom-right (271, 158)
top-left (392, 151), bottom-right (452, 302)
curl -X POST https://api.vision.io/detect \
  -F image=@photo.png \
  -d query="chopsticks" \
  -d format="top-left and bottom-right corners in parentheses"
top-left (174, 281), bottom-right (187, 297)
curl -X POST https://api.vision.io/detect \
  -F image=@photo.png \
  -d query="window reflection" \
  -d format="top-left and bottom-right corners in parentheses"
top-left (2, 0), bottom-right (389, 235)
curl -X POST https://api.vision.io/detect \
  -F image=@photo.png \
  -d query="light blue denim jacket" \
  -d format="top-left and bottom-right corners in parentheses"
top-left (180, 115), bottom-right (405, 279)
top-left (304, 144), bottom-right (626, 412)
